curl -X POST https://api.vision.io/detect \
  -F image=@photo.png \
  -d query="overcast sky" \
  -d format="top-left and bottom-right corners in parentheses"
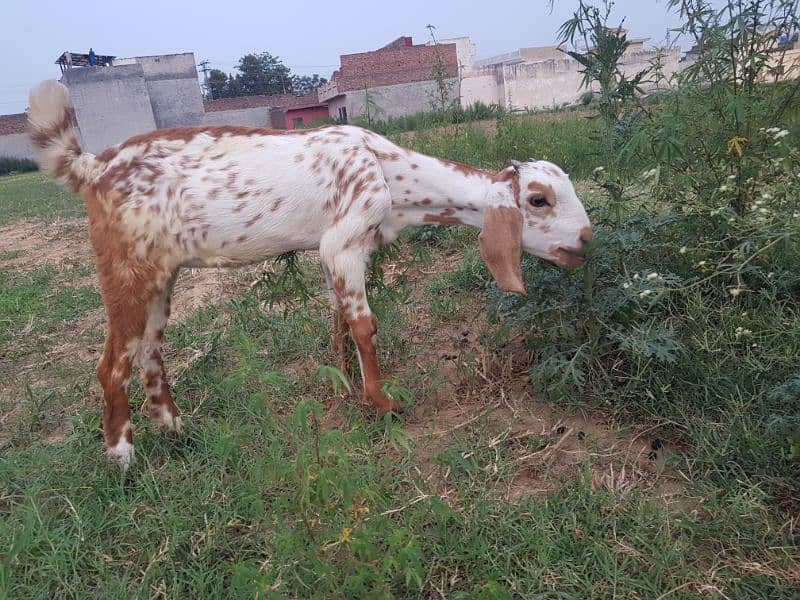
top-left (2, 0), bottom-right (703, 114)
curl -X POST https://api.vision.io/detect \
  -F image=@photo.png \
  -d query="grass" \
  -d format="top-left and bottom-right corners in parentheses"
top-left (392, 113), bottom-right (601, 178)
top-left (0, 110), bottom-right (798, 598)
top-left (0, 173), bottom-right (85, 225)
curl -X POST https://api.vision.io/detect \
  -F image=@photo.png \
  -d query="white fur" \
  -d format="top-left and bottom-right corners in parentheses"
top-left (107, 422), bottom-right (135, 471)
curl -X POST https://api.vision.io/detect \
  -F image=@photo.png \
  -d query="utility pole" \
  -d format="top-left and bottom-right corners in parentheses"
top-left (198, 60), bottom-right (211, 98)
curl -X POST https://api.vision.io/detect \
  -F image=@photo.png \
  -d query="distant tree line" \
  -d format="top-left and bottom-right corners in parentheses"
top-left (207, 52), bottom-right (328, 99)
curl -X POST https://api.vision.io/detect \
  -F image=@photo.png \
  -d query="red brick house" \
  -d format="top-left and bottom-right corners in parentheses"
top-left (318, 36), bottom-right (461, 123)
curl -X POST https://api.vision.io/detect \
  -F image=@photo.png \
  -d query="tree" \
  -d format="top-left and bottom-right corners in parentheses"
top-left (292, 74), bottom-right (328, 96)
top-left (206, 53), bottom-right (328, 98)
top-left (233, 52), bottom-right (293, 96)
top-left (207, 68), bottom-right (229, 100)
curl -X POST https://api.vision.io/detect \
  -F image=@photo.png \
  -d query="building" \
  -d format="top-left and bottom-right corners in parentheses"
top-left (462, 34), bottom-right (682, 111)
top-left (0, 113), bottom-right (32, 160)
top-left (284, 103), bottom-right (330, 129)
top-left (318, 36), bottom-right (460, 122)
top-left (0, 33), bottom-right (689, 161)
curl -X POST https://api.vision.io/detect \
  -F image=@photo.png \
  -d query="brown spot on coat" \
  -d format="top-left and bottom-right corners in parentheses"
top-left (245, 212), bottom-right (264, 227)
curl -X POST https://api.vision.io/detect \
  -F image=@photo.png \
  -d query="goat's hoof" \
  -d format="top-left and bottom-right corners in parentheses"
top-left (106, 442), bottom-right (135, 471)
top-left (376, 398), bottom-right (404, 417)
top-left (149, 404), bottom-right (184, 435)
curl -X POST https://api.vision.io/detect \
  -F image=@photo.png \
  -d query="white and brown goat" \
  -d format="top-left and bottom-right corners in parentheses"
top-left (28, 80), bottom-right (592, 469)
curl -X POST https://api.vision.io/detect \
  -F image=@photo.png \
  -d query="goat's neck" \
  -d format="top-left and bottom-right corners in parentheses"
top-left (385, 148), bottom-right (494, 233)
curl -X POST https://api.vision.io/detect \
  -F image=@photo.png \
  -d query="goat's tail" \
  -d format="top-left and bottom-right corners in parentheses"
top-left (28, 80), bottom-right (101, 193)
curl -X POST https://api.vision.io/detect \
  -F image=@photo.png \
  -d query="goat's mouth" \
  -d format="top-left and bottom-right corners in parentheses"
top-left (550, 247), bottom-right (587, 269)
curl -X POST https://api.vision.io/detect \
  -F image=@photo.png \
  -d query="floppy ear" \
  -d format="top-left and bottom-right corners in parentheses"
top-left (478, 206), bottom-right (526, 296)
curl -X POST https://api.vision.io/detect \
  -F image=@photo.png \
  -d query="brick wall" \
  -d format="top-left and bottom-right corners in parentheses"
top-left (204, 91), bottom-right (319, 112)
top-left (0, 113), bottom-right (28, 136)
top-left (334, 43), bottom-right (459, 92)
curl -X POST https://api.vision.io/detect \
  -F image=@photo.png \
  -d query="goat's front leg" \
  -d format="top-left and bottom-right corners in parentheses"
top-left (320, 243), bottom-right (402, 416)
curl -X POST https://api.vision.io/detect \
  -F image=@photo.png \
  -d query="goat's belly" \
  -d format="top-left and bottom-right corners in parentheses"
top-left (183, 220), bottom-right (322, 268)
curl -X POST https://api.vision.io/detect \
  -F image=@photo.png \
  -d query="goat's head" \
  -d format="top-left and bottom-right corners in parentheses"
top-left (478, 160), bottom-right (592, 295)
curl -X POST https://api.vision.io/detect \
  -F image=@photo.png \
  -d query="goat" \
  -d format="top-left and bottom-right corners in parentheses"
top-left (28, 80), bottom-right (592, 469)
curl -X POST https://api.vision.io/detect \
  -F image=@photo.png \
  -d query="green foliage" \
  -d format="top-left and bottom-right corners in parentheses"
top-left (632, 0), bottom-right (800, 214)
top-left (488, 0), bottom-right (800, 495)
top-left (426, 24), bottom-right (457, 112)
top-left (0, 157), bottom-right (38, 177)
top-left (358, 101), bottom-right (506, 135)
top-left (206, 52), bottom-right (327, 99)
top-left (559, 1), bottom-right (651, 124)
top-left (399, 111), bottom-right (599, 177)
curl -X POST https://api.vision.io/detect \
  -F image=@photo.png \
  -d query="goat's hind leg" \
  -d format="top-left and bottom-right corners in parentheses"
top-left (139, 269), bottom-right (182, 434)
top-left (96, 277), bottom-right (150, 469)
top-left (324, 265), bottom-right (356, 382)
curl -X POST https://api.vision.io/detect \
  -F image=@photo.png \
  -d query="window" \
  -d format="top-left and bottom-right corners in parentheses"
top-left (292, 117), bottom-right (304, 129)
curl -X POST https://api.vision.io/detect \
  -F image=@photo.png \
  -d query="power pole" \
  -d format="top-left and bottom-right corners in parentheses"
top-left (198, 60), bottom-right (211, 98)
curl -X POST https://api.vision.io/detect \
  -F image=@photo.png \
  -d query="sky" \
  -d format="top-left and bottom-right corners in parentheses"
top-left (1, 0), bottom-right (701, 115)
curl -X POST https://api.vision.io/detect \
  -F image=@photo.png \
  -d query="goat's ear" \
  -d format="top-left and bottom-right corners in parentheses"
top-left (478, 206), bottom-right (526, 296)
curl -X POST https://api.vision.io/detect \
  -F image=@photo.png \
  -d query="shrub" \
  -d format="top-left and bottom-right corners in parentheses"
top-left (0, 157), bottom-right (38, 176)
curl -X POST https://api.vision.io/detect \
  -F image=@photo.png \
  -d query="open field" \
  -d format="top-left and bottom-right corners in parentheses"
top-left (1, 113), bottom-right (798, 598)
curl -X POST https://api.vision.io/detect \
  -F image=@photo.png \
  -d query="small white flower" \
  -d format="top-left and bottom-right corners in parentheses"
top-left (773, 129), bottom-right (789, 139)
top-left (759, 207), bottom-right (769, 214)
top-left (768, 272), bottom-right (775, 278)
top-left (728, 287), bottom-right (745, 297)
top-left (679, 246), bottom-right (688, 254)
top-left (697, 260), bottom-right (707, 267)
top-left (593, 166), bottom-right (605, 174)
top-left (793, 212), bottom-right (800, 218)
top-left (719, 185), bottom-right (729, 192)
top-left (622, 282), bottom-right (631, 289)
top-left (735, 326), bottom-right (753, 339)
top-left (639, 290), bottom-right (652, 298)
top-left (647, 272), bottom-right (659, 280)
top-left (727, 174), bottom-right (737, 180)
top-left (633, 273), bottom-right (640, 280)
top-left (761, 193), bottom-right (772, 200)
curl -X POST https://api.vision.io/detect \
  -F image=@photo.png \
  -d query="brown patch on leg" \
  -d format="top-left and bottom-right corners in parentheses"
top-left (96, 279), bottom-right (154, 468)
top-left (139, 271), bottom-right (182, 432)
top-left (332, 308), bottom-right (355, 380)
top-left (347, 314), bottom-right (402, 415)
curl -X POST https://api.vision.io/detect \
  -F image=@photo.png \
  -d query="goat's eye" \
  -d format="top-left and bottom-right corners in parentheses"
top-left (529, 196), bottom-right (548, 208)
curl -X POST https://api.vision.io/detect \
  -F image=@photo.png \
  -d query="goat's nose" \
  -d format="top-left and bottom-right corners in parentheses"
top-left (580, 226), bottom-right (593, 246)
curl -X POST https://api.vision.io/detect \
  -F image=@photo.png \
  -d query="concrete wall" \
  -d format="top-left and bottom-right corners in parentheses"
top-left (460, 69), bottom-right (503, 107)
top-left (136, 54), bottom-right (205, 128)
top-left (462, 47), bottom-right (682, 111)
top-left (62, 65), bottom-right (157, 154)
top-left (432, 37), bottom-right (477, 71)
top-left (327, 96), bottom-right (348, 122)
top-left (343, 77), bottom-right (460, 121)
top-left (201, 106), bottom-right (272, 127)
top-left (0, 133), bottom-right (35, 160)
